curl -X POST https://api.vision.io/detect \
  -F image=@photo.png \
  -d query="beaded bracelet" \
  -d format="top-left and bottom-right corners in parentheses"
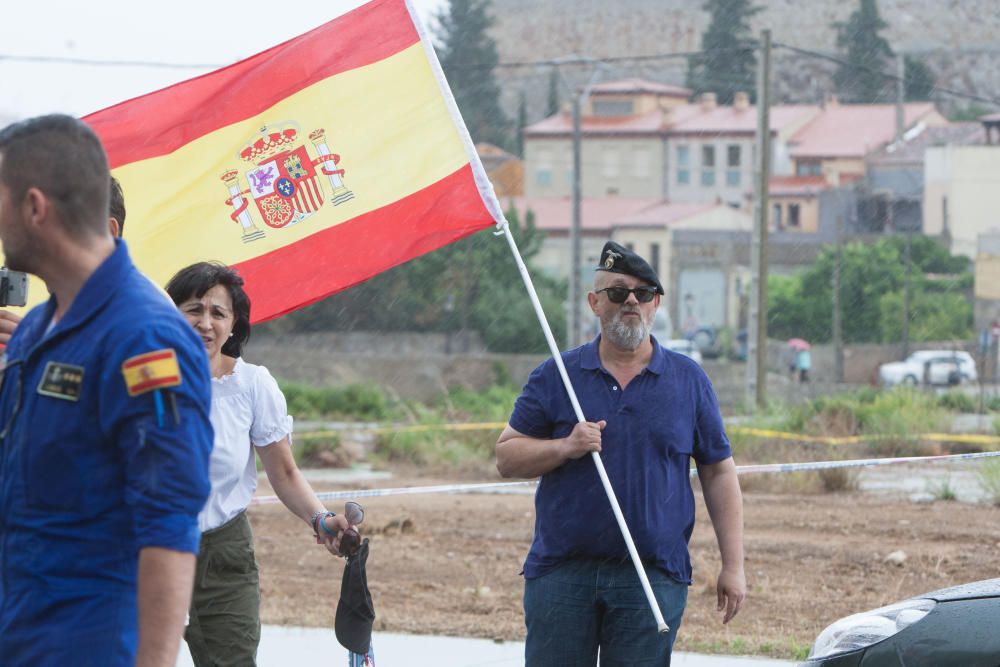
top-left (313, 510), bottom-right (338, 537)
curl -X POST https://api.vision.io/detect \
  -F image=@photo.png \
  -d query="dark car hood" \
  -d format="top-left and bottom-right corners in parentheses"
top-left (917, 578), bottom-right (1000, 602)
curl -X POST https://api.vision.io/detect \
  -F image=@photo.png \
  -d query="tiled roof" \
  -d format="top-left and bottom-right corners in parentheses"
top-left (868, 123), bottom-right (989, 164)
top-left (524, 109), bottom-right (668, 137)
top-left (668, 104), bottom-right (819, 135)
top-left (476, 142), bottom-right (519, 172)
top-left (769, 175), bottom-right (829, 197)
top-left (524, 103), bottom-right (818, 137)
top-left (788, 103), bottom-right (939, 158)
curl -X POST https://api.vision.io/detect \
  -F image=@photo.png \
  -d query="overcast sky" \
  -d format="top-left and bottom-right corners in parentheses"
top-left (0, 0), bottom-right (446, 121)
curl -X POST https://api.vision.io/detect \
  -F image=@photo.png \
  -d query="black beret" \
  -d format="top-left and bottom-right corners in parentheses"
top-left (335, 538), bottom-right (375, 655)
top-left (595, 241), bottom-right (664, 294)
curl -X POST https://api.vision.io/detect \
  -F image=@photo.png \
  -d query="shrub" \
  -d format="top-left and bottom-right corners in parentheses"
top-left (977, 458), bottom-right (1000, 505)
top-left (278, 381), bottom-right (392, 421)
top-left (937, 391), bottom-right (976, 413)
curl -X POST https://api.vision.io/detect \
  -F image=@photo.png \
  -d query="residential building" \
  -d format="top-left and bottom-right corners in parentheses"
top-left (476, 142), bottom-right (524, 197)
top-left (924, 125), bottom-right (1000, 257)
top-left (859, 122), bottom-right (987, 235)
top-left (503, 196), bottom-right (753, 335)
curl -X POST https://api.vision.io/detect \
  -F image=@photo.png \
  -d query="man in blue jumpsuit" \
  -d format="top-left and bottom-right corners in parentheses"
top-left (496, 242), bottom-right (746, 666)
top-left (0, 114), bottom-right (214, 666)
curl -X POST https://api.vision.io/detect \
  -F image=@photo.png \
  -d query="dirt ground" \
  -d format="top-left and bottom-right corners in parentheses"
top-left (251, 471), bottom-right (1000, 660)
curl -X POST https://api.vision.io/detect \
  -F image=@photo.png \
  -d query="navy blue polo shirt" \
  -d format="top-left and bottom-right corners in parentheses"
top-left (509, 336), bottom-right (731, 583)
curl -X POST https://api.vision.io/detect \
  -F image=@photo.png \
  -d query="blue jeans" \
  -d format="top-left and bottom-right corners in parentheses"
top-left (524, 558), bottom-right (688, 666)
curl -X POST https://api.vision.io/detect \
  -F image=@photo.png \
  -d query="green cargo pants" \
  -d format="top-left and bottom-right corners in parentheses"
top-left (184, 511), bottom-right (261, 667)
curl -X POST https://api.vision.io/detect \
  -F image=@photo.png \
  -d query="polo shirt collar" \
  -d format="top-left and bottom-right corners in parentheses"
top-left (580, 334), bottom-right (667, 375)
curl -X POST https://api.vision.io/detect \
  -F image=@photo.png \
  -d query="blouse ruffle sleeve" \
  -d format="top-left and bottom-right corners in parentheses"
top-left (249, 364), bottom-right (294, 447)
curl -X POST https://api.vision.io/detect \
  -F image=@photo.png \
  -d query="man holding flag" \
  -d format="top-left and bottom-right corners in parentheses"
top-left (497, 242), bottom-right (746, 665)
top-left (0, 114), bottom-right (214, 666)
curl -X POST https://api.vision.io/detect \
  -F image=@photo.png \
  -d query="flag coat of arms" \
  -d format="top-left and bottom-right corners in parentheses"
top-left (82, 0), bottom-right (502, 323)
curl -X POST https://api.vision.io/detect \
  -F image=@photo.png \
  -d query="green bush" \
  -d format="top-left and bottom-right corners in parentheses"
top-left (279, 382), bottom-right (391, 421)
top-left (937, 391), bottom-right (977, 413)
top-left (977, 458), bottom-right (1000, 505)
top-left (443, 383), bottom-right (520, 423)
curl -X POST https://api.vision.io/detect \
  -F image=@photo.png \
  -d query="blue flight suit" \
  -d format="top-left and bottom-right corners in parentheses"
top-left (0, 240), bottom-right (213, 666)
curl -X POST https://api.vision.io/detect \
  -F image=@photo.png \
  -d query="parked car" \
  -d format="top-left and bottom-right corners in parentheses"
top-left (800, 578), bottom-right (1000, 666)
top-left (661, 339), bottom-right (702, 365)
top-left (878, 350), bottom-right (977, 387)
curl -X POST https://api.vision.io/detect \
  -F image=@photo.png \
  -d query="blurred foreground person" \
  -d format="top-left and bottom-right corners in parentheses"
top-left (496, 241), bottom-right (746, 666)
top-left (166, 262), bottom-right (361, 667)
top-left (0, 114), bottom-right (214, 666)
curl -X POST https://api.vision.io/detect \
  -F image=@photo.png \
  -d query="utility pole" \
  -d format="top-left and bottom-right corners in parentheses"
top-left (554, 58), bottom-right (603, 349)
top-left (833, 215), bottom-right (844, 383)
top-left (895, 53), bottom-right (905, 143)
top-left (747, 29), bottom-right (771, 411)
top-left (570, 92), bottom-right (583, 349)
top-left (903, 230), bottom-right (913, 358)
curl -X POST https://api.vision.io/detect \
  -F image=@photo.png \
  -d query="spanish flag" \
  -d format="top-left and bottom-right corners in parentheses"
top-left (83, 0), bottom-right (502, 323)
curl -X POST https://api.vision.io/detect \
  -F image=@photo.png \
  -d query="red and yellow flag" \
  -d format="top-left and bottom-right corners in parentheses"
top-left (83, 0), bottom-right (501, 323)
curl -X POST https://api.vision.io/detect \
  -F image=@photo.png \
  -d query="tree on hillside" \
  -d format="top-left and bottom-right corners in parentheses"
top-left (436, 0), bottom-right (511, 149)
top-left (515, 91), bottom-right (527, 156)
top-left (832, 0), bottom-right (895, 103)
top-left (768, 236), bottom-right (972, 344)
top-left (546, 68), bottom-right (560, 117)
top-left (904, 55), bottom-right (935, 101)
top-left (686, 0), bottom-right (760, 104)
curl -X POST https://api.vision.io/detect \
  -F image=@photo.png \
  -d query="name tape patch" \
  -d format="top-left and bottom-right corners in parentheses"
top-left (122, 349), bottom-right (182, 397)
top-left (37, 361), bottom-right (85, 401)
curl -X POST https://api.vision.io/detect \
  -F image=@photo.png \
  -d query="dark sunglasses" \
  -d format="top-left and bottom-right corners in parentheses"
top-left (338, 501), bottom-right (365, 557)
top-left (596, 286), bottom-right (658, 304)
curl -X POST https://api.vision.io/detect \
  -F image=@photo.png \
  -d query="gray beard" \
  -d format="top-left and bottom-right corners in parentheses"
top-left (603, 309), bottom-right (650, 350)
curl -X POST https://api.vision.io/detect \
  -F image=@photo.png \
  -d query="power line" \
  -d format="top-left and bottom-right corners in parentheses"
top-left (0, 53), bottom-right (224, 69)
top-left (2, 43), bottom-right (997, 107)
top-left (773, 42), bottom-right (1000, 107)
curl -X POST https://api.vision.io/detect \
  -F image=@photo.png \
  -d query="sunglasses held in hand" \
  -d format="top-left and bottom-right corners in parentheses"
top-left (338, 501), bottom-right (365, 557)
top-left (596, 286), bottom-right (658, 303)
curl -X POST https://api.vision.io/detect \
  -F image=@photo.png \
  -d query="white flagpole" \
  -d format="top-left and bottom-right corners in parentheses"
top-left (494, 218), bottom-right (669, 634)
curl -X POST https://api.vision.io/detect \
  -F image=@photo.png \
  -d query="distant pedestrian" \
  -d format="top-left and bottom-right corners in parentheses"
top-left (798, 349), bottom-right (812, 383)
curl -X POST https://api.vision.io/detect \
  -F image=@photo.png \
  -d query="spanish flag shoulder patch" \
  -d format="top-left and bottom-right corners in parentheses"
top-left (122, 349), bottom-right (182, 397)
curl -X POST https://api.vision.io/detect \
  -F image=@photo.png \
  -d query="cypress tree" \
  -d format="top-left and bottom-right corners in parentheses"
top-left (686, 0), bottom-right (761, 104)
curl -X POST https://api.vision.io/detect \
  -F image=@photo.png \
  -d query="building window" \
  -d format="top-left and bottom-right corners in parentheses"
top-left (535, 150), bottom-right (553, 187)
top-left (603, 150), bottom-right (620, 178)
top-left (650, 242), bottom-right (660, 276)
top-left (789, 203), bottom-right (801, 227)
top-left (773, 203), bottom-right (783, 229)
top-left (701, 145), bottom-right (716, 186)
top-left (633, 148), bottom-right (650, 179)
top-left (726, 145), bottom-right (741, 186)
top-left (727, 145), bottom-right (741, 167)
top-left (676, 145), bottom-right (690, 185)
top-left (796, 161), bottom-right (822, 176)
top-left (592, 100), bottom-right (634, 116)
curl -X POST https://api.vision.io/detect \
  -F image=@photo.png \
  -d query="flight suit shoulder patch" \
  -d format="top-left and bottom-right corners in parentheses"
top-left (122, 349), bottom-right (182, 397)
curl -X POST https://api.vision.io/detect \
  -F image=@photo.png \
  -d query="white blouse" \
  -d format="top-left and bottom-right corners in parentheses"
top-left (199, 357), bottom-right (293, 533)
